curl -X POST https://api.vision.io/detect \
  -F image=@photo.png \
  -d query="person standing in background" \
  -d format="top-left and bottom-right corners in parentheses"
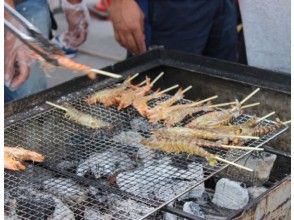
top-left (109, 0), bottom-right (238, 62)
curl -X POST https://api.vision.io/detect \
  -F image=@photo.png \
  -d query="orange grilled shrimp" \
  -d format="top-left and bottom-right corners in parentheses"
top-left (4, 146), bottom-right (45, 171)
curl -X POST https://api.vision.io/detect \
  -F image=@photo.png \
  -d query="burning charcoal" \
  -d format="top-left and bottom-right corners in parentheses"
top-left (112, 131), bottom-right (143, 145)
top-left (247, 186), bottom-right (267, 199)
top-left (113, 198), bottom-right (154, 219)
top-left (84, 207), bottom-right (112, 220)
top-left (212, 178), bottom-right (249, 210)
top-left (56, 160), bottom-right (78, 172)
top-left (76, 150), bottom-right (136, 178)
top-left (43, 178), bottom-right (87, 204)
top-left (183, 202), bottom-right (205, 219)
top-left (5, 187), bottom-right (74, 220)
top-left (117, 159), bottom-right (204, 200)
top-left (222, 152), bottom-right (277, 186)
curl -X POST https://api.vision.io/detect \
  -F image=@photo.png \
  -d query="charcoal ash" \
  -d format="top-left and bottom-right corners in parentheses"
top-left (5, 187), bottom-right (74, 220)
top-left (112, 198), bottom-right (154, 219)
top-left (84, 207), bottom-right (113, 220)
top-left (247, 186), bottom-right (268, 199)
top-left (130, 117), bottom-right (161, 133)
top-left (42, 178), bottom-right (88, 205)
top-left (183, 202), bottom-right (205, 219)
top-left (212, 178), bottom-right (249, 210)
top-left (112, 130), bottom-right (143, 146)
top-left (117, 158), bottom-right (204, 201)
top-left (56, 160), bottom-right (79, 172)
top-left (88, 186), bottom-right (121, 206)
top-left (76, 150), bottom-right (136, 179)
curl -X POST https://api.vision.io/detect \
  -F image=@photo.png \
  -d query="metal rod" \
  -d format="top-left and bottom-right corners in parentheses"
top-left (161, 206), bottom-right (204, 220)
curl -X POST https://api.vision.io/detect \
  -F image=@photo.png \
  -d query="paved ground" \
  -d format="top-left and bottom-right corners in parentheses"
top-left (47, 1), bottom-right (126, 88)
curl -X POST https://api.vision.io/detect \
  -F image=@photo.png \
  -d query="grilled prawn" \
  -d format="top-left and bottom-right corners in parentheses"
top-left (4, 146), bottom-right (44, 171)
top-left (64, 104), bottom-right (111, 129)
top-left (85, 75), bottom-right (138, 106)
top-left (116, 77), bottom-right (153, 110)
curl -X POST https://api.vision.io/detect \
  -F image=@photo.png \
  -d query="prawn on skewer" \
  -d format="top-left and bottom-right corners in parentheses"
top-left (141, 138), bottom-right (253, 171)
top-left (85, 73), bottom-right (139, 106)
top-left (4, 146), bottom-right (44, 171)
top-left (132, 85), bottom-right (179, 117)
top-left (116, 72), bottom-right (165, 110)
top-left (46, 102), bottom-right (111, 129)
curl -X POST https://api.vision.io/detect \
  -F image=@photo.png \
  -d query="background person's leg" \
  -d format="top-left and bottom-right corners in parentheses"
top-left (202, 0), bottom-right (238, 62)
top-left (5, 0), bottom-right (51, 103)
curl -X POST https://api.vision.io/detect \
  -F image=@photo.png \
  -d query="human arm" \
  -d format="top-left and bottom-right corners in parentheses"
top-left (109, 0), bottom-right (146, 55)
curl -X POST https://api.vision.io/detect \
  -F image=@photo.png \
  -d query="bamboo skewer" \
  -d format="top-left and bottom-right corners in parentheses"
top-left (46, 101), bottom-right (67, 112)
top-left (189, 95), bottom-right (218, 107)
top-left (91, 68), bottom-right (122, 78)
top-left (150, 72), bottom-right (165, 86)
top-left (283, 120), bottom-right (291, 125)
top-left (139, 79), bottom-right (147, 86)
top-left (209, 101), bottom-right (236, 108)
top-left (240, 102), bottom-right (260, 109)
top-left (127, 73), bottom-right (139, 82)
top-left (240, 88), bottom-right (260, 105)
top-left (182, 85), bottom-right (193, 94)
top-left (256, 111), bottom-right (276, 123)
top-left (215, 156), bottom-right (253, 172)
top-left (219, 145), bottom-right (263, 151)
top-left (158, 85), bottom-right (179, 95)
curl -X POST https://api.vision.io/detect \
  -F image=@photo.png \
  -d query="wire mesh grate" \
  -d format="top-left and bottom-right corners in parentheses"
top-left (4, 82), bottom-right (288, 220)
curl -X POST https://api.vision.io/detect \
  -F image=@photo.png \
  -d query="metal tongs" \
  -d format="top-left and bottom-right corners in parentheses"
top-left (4, 2), bottom-right (62, 66)
top-left (4, 2), bottom-right (122, 79)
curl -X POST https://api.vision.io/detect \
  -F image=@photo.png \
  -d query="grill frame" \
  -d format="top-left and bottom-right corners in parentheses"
top-left (4, 49), bottom-right (291, 220)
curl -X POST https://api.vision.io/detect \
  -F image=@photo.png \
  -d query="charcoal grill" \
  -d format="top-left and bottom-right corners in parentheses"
top-left (4, 48), bottom-right (291, 220)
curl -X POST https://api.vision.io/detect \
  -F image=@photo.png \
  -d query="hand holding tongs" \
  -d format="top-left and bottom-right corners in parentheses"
top-left (4, 2), bottom-right (122, 79)
top-left (4, 2), bottom-right (63, 66)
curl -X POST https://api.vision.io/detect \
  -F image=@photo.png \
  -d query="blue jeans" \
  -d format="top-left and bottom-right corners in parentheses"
top-left (136, 0), bottom-right (238, 62)
top-left (5, 0), bottom-right (51, 103)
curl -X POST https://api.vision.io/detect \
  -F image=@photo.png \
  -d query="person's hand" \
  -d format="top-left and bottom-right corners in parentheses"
top-left (4, 23), bottom-right (33, 90)
top-left (61, 0), bottom-right (90, 48)
top-left (109, 0), bottom-right (146, 55)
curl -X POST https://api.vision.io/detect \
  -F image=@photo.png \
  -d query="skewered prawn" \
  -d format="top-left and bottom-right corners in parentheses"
top-left (132, 89), bottom-right (163, 116)
top-left (46, 102), bottom-right (111, 129)
top-left (53, 55), bottom-right (96, 80)
top-left (141, 138), bottom-right (253, 171)
top-left (117, 76), bottom-right (152, 110)
top-left (85, 74), bottom-right (138, 106)
top-left (4, 146), bottom-right (44, 171)
top-left (152, 127), bottom-right (259, 144)
top-left (132, 85), bottom-right (179, 117)
top-left (141, 138), bottom-right (218, 166)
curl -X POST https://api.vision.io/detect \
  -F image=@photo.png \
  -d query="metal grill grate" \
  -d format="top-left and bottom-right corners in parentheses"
top-left (4, 82), bottom-right (288, 220)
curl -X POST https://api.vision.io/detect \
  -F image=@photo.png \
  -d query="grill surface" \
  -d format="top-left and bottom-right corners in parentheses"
top-left (4, 80), bottom-right (288, 220)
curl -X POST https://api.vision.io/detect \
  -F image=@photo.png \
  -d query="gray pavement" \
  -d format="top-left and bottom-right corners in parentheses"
top-left (47, 3), bottom-right (126, 88)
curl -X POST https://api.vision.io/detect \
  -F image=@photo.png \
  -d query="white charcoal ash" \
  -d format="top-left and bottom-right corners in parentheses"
top-left (5, 187), bottom-right (74, 220)
top-left (76, 150), bottom-right (136, 178)
top-left (117, 158), bottom-right (204, 201)
top-left (183, 202), bottom-right (205, 219)
top-left (222, 152), bottom-right (277, 186)
top-left (113, 198), bottom-right (154, 219)
top-left (84, 207), bottom-right (113, 220)
top-left (136, 143), bottom-right (156, 161)
top-left (56, 160), bottom-right (78, 171)
top-left (212, 178), bottom-right (249, 210)
top-left (130, 117), bottom-right (152, 133)
top-left (88, 186), bottom-right (122, 206)
top-left (247, 186), bottom-right (267, 199)
top-left (43, 178), bottom-right (87, 204)
top-left (112, 131), bottom-right (143, 145)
